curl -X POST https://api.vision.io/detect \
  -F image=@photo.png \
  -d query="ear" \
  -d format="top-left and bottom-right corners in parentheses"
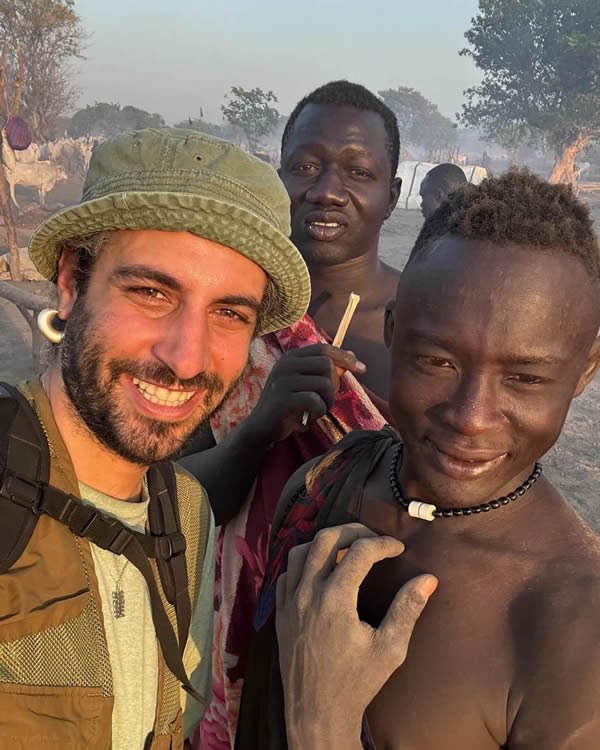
top-left (385, 177), bottom-right (402, 220)
top-left (384, 297), bottom-right (396, 348)
top-left (55, 250), bottom-right (80, 322)
top-left (573, 336), bottom-right (600, 397)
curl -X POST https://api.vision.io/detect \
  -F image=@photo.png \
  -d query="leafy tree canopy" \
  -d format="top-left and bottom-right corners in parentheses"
top-left (378, 86), bottom-right (457, 153)
top-left (68, 102), bottom-right (165, 138)
top-left (221, 86), bottom-right (279, 151)
top-left (460, 0), bottom-right (600, 181)
top-left (0, 0), bottom-right (86, 141)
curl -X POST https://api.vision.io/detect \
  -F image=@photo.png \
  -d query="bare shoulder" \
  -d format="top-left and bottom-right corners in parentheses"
top-left (380, 260), bottom-right (402, 288)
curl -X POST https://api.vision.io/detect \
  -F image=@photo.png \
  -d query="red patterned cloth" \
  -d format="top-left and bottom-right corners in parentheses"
top-left (195, 314), bottom-right (386, 749)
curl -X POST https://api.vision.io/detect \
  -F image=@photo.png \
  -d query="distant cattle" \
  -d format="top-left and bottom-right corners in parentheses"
top-left (2, 137), bottom-right (68, 207)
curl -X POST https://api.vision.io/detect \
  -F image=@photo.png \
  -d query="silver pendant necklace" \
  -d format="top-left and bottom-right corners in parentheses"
top-left (111, 560), bottom-right (130, 619)
top-left (108, 476), bottom-right (148, 619)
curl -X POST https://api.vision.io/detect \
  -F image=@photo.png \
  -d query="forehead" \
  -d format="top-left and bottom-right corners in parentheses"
top-left (94, 229), bottom-right (267, 293)
top-left (396, 236), bottom-right (599, 359)
top-left (285, 103), bottom-right (390, 166)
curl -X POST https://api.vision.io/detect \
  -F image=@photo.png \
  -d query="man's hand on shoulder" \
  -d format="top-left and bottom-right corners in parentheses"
top-left (246, 344), bottom-right (366, 444)
top-left (276, 523), bottom-right (437, 750)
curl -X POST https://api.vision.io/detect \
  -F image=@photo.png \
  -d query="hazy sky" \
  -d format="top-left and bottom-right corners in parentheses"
top-left (74, 0), bottom-right (482, 125)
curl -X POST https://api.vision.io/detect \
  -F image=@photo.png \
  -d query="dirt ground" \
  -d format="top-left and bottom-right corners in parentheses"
top-left (1, 179), bottom-right (599, 530)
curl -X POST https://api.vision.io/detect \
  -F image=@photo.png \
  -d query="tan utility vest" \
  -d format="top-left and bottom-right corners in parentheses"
top-left (0, 380), bottom-right (210, 749)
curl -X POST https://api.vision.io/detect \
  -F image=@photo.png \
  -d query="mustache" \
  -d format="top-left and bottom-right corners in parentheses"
top-left (108, 358), bottom-right (225, 394)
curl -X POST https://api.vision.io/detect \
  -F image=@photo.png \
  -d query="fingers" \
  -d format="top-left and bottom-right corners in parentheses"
top-left (289, 391), bottom-right (330, 426)
top-left (289, 344), bottom-right (367, 376)
top-left (285, 377), bottom-right (336, 409)
top-left (284, 539), bottom-right (313, 600)
top-left (374, 574), bottom-right (438, 669)
top-left (327, 534), bottom-right (406, 594)
top-left (295, 524), bottom-right (380, 597)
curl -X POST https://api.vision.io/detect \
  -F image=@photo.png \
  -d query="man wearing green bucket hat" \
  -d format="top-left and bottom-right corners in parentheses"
top-left (0, 127), bottom-right (431, 750)
top-left (0, 127), bottom-right (314, 750)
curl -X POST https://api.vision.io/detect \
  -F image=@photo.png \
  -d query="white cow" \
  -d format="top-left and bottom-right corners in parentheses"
top-left (2, 137), bottom-right (68, 207)
top-left (14, 142), bottom-right (41, 164)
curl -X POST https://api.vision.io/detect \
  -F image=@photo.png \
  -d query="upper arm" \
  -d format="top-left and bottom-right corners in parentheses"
top-left (508, 577), bottom-right (600, 749)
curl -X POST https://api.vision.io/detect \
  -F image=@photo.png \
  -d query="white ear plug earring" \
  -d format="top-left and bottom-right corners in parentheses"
top-left (37, 308), bottom-right (66, 344)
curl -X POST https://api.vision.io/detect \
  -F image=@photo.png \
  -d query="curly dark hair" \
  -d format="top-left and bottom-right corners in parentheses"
top-left (409, 169), bottom-right (600, 280)
top-left (281, 80), bottom-right (400, 178)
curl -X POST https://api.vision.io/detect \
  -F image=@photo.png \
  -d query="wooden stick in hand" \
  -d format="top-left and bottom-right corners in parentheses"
top-left (301, 292), bottom-right (360, 427)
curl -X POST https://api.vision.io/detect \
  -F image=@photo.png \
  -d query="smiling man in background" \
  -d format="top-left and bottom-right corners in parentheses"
top-left (192, 80), bottom-right (404, 749)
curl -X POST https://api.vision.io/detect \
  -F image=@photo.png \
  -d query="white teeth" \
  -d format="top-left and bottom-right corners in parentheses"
top-left (311, 221), bottom-right (340, 227)
top-left (131, 377), bottom-right (195, 407)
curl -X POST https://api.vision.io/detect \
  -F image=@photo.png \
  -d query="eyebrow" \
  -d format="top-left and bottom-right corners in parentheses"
top-left (214, 295), bottom-right (262, 314)
top-left (111, 265), bottom-right (183, 292)
top-left (499, 354), bottom-right (565, 367)
top-left (406, 330), bottom-right (454, 350)
top-left (112, 268), bottom-right (263, 313)
top-left (405, 331), bottom-right (565, 366)
top-left (288, 143), bottom-right (376, 161)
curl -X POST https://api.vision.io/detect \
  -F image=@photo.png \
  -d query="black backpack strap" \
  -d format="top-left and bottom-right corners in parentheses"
top-left (0, 384), bottom-right (204, 706)
top-left (0, 383), bottom-right (49, 574)
top-left (147, 462), bottom-right (191, 657)
top-left (1, 469), bottom-right (206, 706)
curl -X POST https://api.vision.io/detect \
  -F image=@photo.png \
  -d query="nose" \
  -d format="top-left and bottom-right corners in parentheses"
top-left (151, 307), bottom-right (213, 382)
top-left (439, 372), bottom-right (504, 437)
top-left (305, 165), bottom-right (349, 207)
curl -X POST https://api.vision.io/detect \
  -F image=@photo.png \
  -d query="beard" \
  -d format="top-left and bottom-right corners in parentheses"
top-left (60, 298), bottom-right (240, 465)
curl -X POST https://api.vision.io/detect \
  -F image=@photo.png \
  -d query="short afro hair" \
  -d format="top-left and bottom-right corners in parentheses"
top-left (281, 80), bottom-right (400, 178)
top-left (409, 169), bottom-right (600, 281)
top-left (422, 163), bottom-right (467, 197)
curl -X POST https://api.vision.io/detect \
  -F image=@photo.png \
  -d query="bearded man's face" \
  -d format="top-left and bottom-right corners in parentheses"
top-left (60, 230), bottom-right (267, 465)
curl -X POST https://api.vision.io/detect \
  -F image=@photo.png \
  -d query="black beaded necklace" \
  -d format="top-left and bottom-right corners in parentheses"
top-left (389, 442), bottom-right (543, 520)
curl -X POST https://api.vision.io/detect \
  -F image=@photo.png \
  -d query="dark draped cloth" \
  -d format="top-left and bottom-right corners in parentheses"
top-left (235, 427), bottom-right (399, 750)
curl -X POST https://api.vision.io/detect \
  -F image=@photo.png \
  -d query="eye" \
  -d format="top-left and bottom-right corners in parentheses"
top-left (218, 308), bottom-right (244, 320)
top-left (418, 356), bottom-right (454, 369)
top-left (128, 286), bottom-right (168, 302)
top-left (213, 308), bottom-right (254, 328)
top-left (292, 162), bottom-right (318, 175)
top-left (350, 167), bottom-right (372, 179)
top-left (506, 373), bottom-right (546, 385)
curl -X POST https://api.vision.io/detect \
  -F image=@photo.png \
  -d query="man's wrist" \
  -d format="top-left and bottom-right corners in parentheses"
top-left (238, 410), bottom-right (276, 449)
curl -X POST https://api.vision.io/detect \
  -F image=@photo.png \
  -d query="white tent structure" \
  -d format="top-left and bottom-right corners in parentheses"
top-left (396, 161), bottom-right (488, 210)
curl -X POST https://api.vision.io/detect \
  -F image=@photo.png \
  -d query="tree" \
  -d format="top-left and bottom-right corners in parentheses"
top-left (0, 0), bottom-right (86, 141)
top-left (173, 117), bottom-right (241, 142)
top-left (0, 41), bottom-right (24, 280)
top-left (460, 0), bottom-right (600, 184)
top-left (221, 86), bottom-right (280, 151)
top-left (379, 86), bottom-right (457, 154)
top-left (68, 102), bottom-right (165, 138)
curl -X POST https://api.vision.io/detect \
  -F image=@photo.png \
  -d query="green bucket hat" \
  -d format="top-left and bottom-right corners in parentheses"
top-left (29, 127), bottom-right (310, 335)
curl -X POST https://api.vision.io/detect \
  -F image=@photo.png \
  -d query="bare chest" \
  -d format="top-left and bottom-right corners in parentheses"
top-left (314, 304), bottom-right (391, 397)
top-left (360, 554), bottom-right (520, 750)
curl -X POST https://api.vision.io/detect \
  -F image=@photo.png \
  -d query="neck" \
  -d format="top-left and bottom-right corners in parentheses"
top-left (42, 365), bottom-right (147, 501)
top-left (307, 248), bottom-right (385, 308)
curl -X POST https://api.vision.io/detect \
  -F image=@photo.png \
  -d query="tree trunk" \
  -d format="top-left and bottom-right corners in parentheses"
top-left (548, 133), bottom-right (591, 186)
top-left (0, 162), bottom-right (22, 281)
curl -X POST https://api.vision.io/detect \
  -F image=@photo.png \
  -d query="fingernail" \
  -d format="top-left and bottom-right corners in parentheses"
top-left (355, 361), bottom-right (367, 373)
top-left (418, 575), bottom-right (438, 598)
